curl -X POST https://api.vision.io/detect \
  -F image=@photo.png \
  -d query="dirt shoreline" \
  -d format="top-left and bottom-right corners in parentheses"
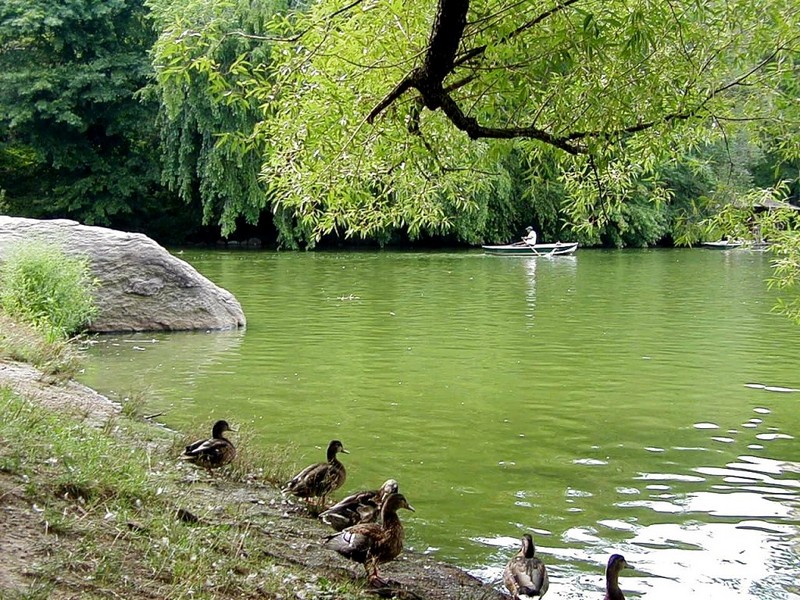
top-left (0, 358), bottom-right (507, 600)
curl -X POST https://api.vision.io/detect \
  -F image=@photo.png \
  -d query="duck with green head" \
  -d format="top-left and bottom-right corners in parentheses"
top-left (283, 440), bottom-right (349, 510)
top-left (179, 419), bottom-right (236, 474)
top-left (604, 554), bottom-right (632, 600)
top-left (503, 533), bottom-right (549, 598)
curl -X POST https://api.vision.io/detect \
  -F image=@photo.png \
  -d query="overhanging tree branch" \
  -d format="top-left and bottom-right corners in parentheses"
top-left (367, 0), bottom-right (792, 156)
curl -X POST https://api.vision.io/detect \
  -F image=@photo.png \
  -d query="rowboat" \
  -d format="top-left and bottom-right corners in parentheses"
top-left (701, 239), bottom-right (770, 251)
top-left (482, 241), bottom-right (579, 257)
top-left (701, 240), bottom-right (743, 250)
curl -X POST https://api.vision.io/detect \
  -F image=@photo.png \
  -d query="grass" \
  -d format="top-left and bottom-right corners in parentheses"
top-left (0, 239), bottom-right (97, 379)
top-left (0, 240), bottom-right (98, 341)
top-left (0, 313), bottom-right (83, 378)
top-left (0, 387), bottom-right (372, 600)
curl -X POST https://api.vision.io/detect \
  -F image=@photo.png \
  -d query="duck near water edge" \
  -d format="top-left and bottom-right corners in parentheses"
top-left (178, 419), bottom-right (237, 474)
top-left (282, 439), bottom-right (349, 511)
top-left (324, 491), bottom-right (415, 586)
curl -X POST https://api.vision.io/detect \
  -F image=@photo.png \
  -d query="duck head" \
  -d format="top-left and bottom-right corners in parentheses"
top-left (327, 440), bottom-right (349, 461)
top-left (607, 553), bottom-right (632, 574)
top-left (520, 533), bottom-right (536, 558)
top-left (211, 420), bottom-right (236, 437)
top-left (382, 492), bottom-right (415, 514)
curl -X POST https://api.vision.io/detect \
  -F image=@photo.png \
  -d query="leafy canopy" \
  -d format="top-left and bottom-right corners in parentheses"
top-left (150, 0), bottom-right (800, 247)
top-left (0, 0), bottom-right (161, 225)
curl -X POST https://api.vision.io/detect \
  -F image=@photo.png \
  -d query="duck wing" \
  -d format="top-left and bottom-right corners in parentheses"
top-left (181, 438), bottom-right (233, 461)
top-left (320, 490), bottom-right (378, 530)
top-left (324, 523), bottom-right (381, 563)
top-left (184, 437), bottom-right (211, 455)
top-left (284, 462), bottom-right (328, 495)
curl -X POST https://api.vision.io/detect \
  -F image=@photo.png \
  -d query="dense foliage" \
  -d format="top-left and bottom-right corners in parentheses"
top-left (0, 242), bottom-right (98, 340)
top-left (0, 0), bottom-right (798, 255)
top-left (0, 0), bottom-right (178, 232)
top-left (147, 0), bottom-right (301, 238)
top-left (147, 0), bottom-right (800, 248)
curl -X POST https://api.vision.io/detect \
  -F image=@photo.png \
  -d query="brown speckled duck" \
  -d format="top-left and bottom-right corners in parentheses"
top-left (283, 440), bottom-right (348, 509)
top-left (179, 420), bottom-right (236, 474)
top-left (604, 554), bottom-right (632, 600)
top-left (324, 491), bottom-right (414, 586)
top-left (319, 479), bottom-right (399, 531)
top-left (503, 534), bottom-right (549, 598)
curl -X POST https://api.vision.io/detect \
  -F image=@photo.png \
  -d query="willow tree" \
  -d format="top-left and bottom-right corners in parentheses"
top-left (151, 0), bottom-right (799, 243)
top-left (148, 0), bottom-right (300, 238)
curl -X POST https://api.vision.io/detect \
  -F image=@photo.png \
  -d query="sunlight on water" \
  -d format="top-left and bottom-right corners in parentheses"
top-left (79, 249), bottom-right (800, 599)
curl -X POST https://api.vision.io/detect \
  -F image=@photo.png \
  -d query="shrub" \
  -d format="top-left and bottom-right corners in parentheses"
top-left (0, 241), bottom-right (98, 340)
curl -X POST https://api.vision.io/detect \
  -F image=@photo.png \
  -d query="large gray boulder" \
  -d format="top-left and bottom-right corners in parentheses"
top-left (0, 217), bottom-right (246, 332)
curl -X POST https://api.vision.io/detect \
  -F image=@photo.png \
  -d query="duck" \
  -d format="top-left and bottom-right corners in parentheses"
top-left (604, 553), bottom-right (632, 600)
top-left (503, 533), bottom-right (549, 598)
top-left (319, 479), bottom-right (399, 531)
top-left (324, 491), bottom-right (414, 586)
top-left (283, 439), bottom-right (349, 509)
top-left (178, 419), bottom-right (236, 473)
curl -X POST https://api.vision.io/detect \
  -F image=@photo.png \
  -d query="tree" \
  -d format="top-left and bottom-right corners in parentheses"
top-left (0, 0), bottom-right (164, 227)
top-left (147, 0), bottom-right (300, 239)
top-left (254, 0), bottom-right (799, 244)
top-left (149, 0), bottom-right (800, 247)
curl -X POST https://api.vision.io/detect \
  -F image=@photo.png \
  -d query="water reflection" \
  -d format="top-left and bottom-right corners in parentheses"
top-left (82, 329), bottom-right (245, 405)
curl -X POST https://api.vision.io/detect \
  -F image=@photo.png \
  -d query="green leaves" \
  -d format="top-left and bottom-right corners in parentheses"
top-left (144, 0), bottom-right (800, 249)
top-left (0, 0), bottom-right (163, 226)
top-left (147, 0), bottom-right (291, 236)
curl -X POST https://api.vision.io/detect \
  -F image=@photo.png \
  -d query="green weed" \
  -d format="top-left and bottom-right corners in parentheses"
top-left (0, 240), bottom-right (98, 341)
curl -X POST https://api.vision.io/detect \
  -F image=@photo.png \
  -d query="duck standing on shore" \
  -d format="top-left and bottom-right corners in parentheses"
top-left (503, 533), bottom-right (550, 600)
top-left (319, 479), bottom-right (399, 531)
top-left (604, 554), bottom-right (632, 600)
top-left (179, 419), bottom-right (237, 474)
top-left (503, 533), bottom-right (549, 598)
top-left (283, 439), bottom-right (349, 510)
top-left (324, 491), bottom-right (415, 586)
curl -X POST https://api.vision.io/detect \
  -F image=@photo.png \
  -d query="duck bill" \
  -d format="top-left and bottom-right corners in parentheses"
top-left (407, 503), bottom-right (416, 512)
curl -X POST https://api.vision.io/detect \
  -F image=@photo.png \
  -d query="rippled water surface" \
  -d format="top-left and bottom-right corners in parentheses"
top-left (80, 248), bottom-right (800, 599)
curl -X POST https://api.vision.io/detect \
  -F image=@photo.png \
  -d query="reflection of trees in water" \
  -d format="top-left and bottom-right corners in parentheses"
top-left (82, 329), bottom-right (246, 397)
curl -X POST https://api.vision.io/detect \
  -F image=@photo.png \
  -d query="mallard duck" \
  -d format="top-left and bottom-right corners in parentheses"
top-left (283, 439), bottom-right (349, 509)
top-left (319, 479), bottom-right (399, 531)
top-left (503, 533), bottom-right (549, 598)
top-left (179, 419), bottom-right (236, 473)
top-left (324, 491), bottom-right (414, 585)
top-left (604, 554), bottom-right (632, 600)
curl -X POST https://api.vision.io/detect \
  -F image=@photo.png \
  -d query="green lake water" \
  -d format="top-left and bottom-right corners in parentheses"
top-left (79, 248), bottom-right (800, 599)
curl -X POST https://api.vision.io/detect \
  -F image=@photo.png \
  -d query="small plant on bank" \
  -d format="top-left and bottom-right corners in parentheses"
top-left (0, 313), bottom-right (82, 377)
top-left (0, 240), bottom-right (98, 341)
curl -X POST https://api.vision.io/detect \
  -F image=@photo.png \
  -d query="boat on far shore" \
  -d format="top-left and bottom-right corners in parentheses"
top-left (701, 239), bottom-right (770, 250)
top-left (701, 239), bottom-right (744, 250)
top-left (482, 241), bottom-right (579, 257)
